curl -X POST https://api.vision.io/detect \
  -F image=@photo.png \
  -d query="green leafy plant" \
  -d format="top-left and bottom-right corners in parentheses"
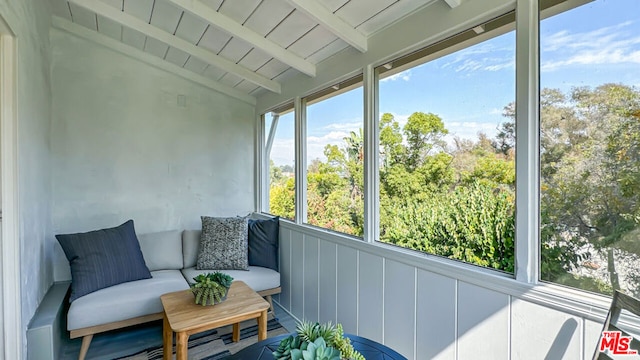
top-left (274, 321), bottom-right (364, 360)
top-left (296, 321), bottom-right (337, 343)
top-left (209, 271), bottom-right (233, 288)
top-left (331, 324), bottom-right (364, 360)
top-left (273, 335), bottom-right (307, 360)
top-left (297, 337), bottom-right (341, 360)
top-left (191, 272), bottom-right (233, 306)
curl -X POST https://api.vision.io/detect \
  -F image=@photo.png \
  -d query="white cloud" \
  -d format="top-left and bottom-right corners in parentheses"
top-left (307, 131), bottom-right (351, 161)
top-left (448, 57), bottom-right (514, 73)
top-left (269, 116), bottom-right (365, 165)
top-left (440, 42), bottom-right (515, 73)
top-left (448, 121), bottom-right (497, 130)
top-left (380, 69), bottom-right (412, 82)
top-left (489, 108), bottom-right (503, 115)
top-left (483, 61), bottom-right (515, 71)
top-left (305, 113), bottom-right (410, 161)
top-left (542, 21), bottom-right (640, 71)
top-left (380, 112), bottom-right (410, 126)
top-left (444, 121), bottom-right (499, 145)
top-left (324, 121), bottom-right (362, 131)
top-left (270, 138), bottom-right (295, 166)
top-left (270, 114), bottom-right (504, 165)
top-left (308, 131), bottom-right (351, 143)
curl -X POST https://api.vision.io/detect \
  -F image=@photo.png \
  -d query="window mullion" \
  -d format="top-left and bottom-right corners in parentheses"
top-left (257, 114), bottom-right (267, 212)
top-left (363, 64), bottom-right (379, 243)
top-left (294, 96), bottom-right (308, 224)
top-left (515, 0), bottom-right (540, 284)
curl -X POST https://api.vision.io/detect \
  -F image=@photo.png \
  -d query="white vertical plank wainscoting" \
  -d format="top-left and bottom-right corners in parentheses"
top-left (274, 221), bottom-right (608, 360)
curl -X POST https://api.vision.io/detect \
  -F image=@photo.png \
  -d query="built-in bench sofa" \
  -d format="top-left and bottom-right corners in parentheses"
top-left (28, 228), bottom-right (281, 360)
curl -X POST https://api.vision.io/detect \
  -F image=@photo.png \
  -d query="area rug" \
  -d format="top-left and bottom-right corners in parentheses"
top-left (117, 318), bottom-right (288, 360)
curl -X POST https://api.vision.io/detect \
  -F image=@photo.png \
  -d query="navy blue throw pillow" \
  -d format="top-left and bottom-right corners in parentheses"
top-left (56, 220), bottom-right (151, 302)
top-left (248, 217), bottom-right (279, 271)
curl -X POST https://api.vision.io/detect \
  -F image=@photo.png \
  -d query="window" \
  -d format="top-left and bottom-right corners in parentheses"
top-left (377, 18), bottom-right (516, 272)
top-left (265, 105), bottom-right (295, 220)
top-left (304, 77), bottom-right (364, 236)
top-left (539, 0), bottom-right (640, 296)
top-left (259, 0), bottom-right (637, 299)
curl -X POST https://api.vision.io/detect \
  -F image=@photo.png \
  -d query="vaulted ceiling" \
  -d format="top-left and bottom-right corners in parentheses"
top-left (51, 0), bottom-right (453, 102)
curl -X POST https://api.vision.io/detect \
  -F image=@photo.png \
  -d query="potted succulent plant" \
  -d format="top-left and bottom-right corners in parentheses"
top-left (272, 321), bottom-right (364, 360)
top-left (191, 272), bottom-right (233, 306)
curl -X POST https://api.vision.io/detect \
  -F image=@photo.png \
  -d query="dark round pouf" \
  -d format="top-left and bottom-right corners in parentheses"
top-left (226, 332), bottom-right (408, 360)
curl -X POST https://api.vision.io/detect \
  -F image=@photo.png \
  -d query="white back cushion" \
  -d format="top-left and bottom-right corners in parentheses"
top-left (182, 230), bottom-right (201, 268)
top-left (138, 230), bottom-right (183, 271)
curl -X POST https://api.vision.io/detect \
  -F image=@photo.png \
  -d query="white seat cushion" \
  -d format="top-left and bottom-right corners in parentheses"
top-left (181, 266), bottom-right (280, 293)
top-left (67, 270), bottom-right (189, 330)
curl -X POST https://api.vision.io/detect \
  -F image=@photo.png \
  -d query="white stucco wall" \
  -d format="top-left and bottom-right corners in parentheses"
top-left (50, 29), bottom-right (256, 281)
top-left (0, 0), bottom-right (53, 355)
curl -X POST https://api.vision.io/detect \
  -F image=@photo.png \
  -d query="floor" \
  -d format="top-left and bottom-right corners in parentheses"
top-left (59, 302), bottom-right (297, 360)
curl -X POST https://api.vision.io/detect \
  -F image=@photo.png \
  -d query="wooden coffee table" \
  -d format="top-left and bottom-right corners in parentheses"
top-left (160, 281), bottom-right (270, 360)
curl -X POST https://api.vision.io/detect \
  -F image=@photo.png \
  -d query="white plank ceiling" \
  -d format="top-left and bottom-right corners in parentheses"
top-left (51, 0), bottom-right (441, 99)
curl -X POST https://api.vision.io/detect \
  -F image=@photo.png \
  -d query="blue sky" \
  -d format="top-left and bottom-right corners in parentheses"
top-left (270, 0), bottom-right (640, 166)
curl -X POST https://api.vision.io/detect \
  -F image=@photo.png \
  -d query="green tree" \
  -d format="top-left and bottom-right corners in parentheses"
top-left (556, 84), bottom-right (640, 293)
top-left (270, 160), bottom-right (283, 184)
top-left (377, 110), bottom-right (515, 272)
top-left (381, 181), bottom-right (515, 272)
top-left (380, 113), bottom-right (405, 167)
top-left (299, 83), bottom-right (640, 293)
top-left (498, 83), bottom-right (640, 294)
top-left (403, 112), bottom-right (448, 170)
top-left (270, 176), bottom-right (295, 220)
top-left (306, 130), bottom-right (364, 236)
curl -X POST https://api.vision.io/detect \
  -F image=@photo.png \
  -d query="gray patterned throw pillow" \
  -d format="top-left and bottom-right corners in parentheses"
top-left (196, 216), bottom-right (249, 270)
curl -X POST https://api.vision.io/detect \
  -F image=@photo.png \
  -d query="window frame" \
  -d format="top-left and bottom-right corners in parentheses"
top-left (373, 13), bottom-right (518, 273)
top-left (256, 0), bottom-right (621, 308)
top-left (261, 5), bottom-right (530, 271)
top-left (299, 75), bottom-right (365, 236)
top-left (260, 103), bottom-right (295, 220)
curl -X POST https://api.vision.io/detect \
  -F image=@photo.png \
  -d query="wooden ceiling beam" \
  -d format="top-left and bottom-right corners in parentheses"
top-left (444, 0), bottom-right (462, 8)
top-left (166, 0), bottom-right (316, 77)
top-left (284, 0), bottom-right (368, 53)
top-left (68, 0), bottom-right (281, 93)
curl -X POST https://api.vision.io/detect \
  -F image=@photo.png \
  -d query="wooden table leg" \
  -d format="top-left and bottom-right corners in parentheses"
top-left (163, 313), bottom-right (172, 360)
top-left (232, 323), bottom-right (240, 342)
top-left (176, 331), bottom-right (189, 360)
top-left (258, 310), bottom-right (267, 341)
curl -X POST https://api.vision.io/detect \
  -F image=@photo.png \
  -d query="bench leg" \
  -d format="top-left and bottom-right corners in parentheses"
top-left (78, 334), bottom-right (93, 360)
top-left (265, 295), bottom-right (275, 317)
